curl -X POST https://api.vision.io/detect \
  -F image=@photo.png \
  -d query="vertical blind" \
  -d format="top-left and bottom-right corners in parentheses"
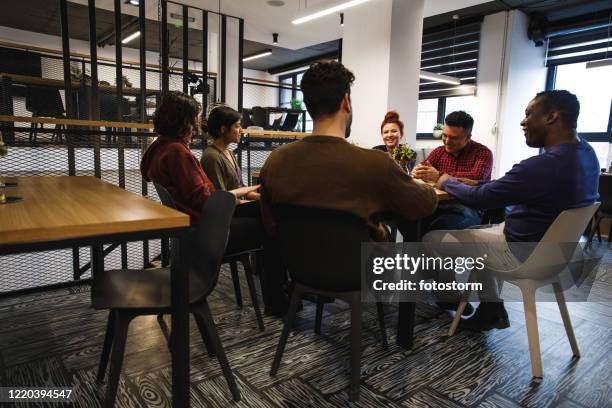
top-left (419, 19), bottom-right (482, 99)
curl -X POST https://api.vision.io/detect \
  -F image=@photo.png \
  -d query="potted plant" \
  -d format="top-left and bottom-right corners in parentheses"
top-left (433, 123), bottom-right (443, 138)
top-left (391, 144), bottom-right (417, 173)
top-left (116, 74), bottom-right (133, 88)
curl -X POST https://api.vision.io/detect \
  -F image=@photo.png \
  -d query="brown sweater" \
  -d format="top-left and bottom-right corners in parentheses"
top-left (260, 135), bottom-right (438, 240)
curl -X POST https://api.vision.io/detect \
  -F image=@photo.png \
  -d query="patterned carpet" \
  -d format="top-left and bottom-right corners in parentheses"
top-left (0, 243), bottom-right (610, 407)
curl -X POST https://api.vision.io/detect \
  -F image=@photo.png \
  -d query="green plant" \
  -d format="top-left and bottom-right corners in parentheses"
top-left (290, 98), bottom-right (303, 110)
top-left (433, 123), bottom-right (443, 131)
top-left (391, 144), bottom-right (416, 162)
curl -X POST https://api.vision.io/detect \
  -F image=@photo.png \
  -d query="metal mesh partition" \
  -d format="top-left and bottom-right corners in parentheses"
top-left (0, 125), bottom-right (166, 293)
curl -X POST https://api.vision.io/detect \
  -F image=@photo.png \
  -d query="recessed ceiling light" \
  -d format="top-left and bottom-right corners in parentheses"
top-left (267, 0), bottom-right (285, 6)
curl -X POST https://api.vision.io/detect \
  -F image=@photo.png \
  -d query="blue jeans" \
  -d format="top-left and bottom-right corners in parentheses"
top-left (398, 202), bottom-right (483, 241)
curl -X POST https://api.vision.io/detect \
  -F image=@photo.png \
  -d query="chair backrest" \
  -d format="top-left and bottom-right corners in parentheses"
top-left (280, 112), bottom-right (300, 131)
top-left (276, 205), bottom-right (371, 292)
top-left (240, 109), bottom-right (253, 128)
top-left (250, 106), bottom-right (268, 128)
top-left (512, 202), bottom-right (601, 280)
top-left (25, 86), bottom-right (65, 117)
top-left (154, 183), bottom-right (236, 298)
top-left (271, 116), bottom-right (283, 130)
top-left (599, 174), bottom-right (612, 214)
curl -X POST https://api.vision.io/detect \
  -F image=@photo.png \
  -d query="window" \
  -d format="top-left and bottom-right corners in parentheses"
top-left (444, 95), bottom-right (476, 118)
top-left (416, 95), bottom-right (478, 138)
top-left (549, 62), bottom-right (612, 170)
top-left (417, 99), bottom-right (439, 133)
top-left (278, 69), bottom-right (313, 132)
top-left (554, 62), bottom-right (612, 133)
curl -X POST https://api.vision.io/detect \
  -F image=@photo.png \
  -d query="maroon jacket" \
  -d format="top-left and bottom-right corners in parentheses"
top-left (141, 136), bottom-right (215, 223)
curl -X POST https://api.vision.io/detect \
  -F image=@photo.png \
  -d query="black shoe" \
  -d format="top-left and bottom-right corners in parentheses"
top-left (460, 302), bottom-right (510, 332)
top-left (436, 301), bottom-right (474, 316)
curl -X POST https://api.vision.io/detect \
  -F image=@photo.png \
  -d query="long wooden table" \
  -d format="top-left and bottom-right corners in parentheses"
top-left (0, 176), bottom-right (191, 407)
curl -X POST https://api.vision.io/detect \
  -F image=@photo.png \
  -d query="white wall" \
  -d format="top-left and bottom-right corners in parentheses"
top-left (496, 10), bottom-right (547, 175)
top-left (342, 0), bottom-right (393, 147)
top-left (343, 0), bottom-right (424, 148)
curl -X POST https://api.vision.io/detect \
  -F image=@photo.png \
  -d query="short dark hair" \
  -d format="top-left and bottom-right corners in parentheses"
top-left (207, 105), bottom-right (241, 139)
top-left (300, 60), bottom-right (355, 120)
top-left (535, 90), bottom-right (580, 129)
top-left (445, 110), bottom-right (474, 133)
top-left (153, 91), bottom-right (201, 138)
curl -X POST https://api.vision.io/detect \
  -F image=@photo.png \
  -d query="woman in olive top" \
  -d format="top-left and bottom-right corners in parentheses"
top-left (202, 106), bottom-right (288, 315)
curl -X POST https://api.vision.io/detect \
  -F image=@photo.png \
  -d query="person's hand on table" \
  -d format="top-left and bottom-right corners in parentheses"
top-left (230, 184), bottom-right (260, 199)
top-left (411, 162), bottom-right (440, 183)
top-left (457, 177), bottom-right (479, 186)
top-left (435, 173), bottom-right (455, 190)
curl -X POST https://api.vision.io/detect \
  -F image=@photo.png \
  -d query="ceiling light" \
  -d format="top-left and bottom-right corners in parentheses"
top-left (586, 58), bottom-right (612, 69)
top-left (243, 50), bottom-right (272, 62)
top-left (121, 31), bottom-right (141, 44)
top-left (419, 70), bottom-right (461, 85)
top-left (170, 13), bottom-right (196, 23)
top-left (340, 13), bottom-right (344, 26)
top-left (125, 0), bottom-right (139, 5)
top-left (292, 0), bottom-right (371, 25)
top-left (267, 0), bottom-right (285, 6)
top-left (273, 33), bottom-right (279, 45)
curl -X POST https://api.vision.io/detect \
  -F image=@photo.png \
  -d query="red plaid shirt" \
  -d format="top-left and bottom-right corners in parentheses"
top-left (424, 140), bottom-right (493, 181)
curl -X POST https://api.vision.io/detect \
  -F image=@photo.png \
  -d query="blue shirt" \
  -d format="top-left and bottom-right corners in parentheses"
top-left (442, 138), bottom-right (600, 242)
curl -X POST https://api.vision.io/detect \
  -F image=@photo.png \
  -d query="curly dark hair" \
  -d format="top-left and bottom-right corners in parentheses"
top-left (445, 111), bottom-right (474, 133)
top-left (153, 91), bottom-right (201, 138)
top-left (300, 60), bottom-right (355, 120)
top-left (535, 90), bottom-right (580, 129)
top-left (207, 105), bottom-right (242, 139)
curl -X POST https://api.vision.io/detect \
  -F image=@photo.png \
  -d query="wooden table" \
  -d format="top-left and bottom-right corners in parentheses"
top-left (0, 176), bottom-right (191, 407)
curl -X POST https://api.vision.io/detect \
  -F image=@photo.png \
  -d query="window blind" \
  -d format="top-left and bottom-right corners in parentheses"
top-left (546, 20), bottom-right (612, 66)
top-left (419, 20), bottom-right (482, 99)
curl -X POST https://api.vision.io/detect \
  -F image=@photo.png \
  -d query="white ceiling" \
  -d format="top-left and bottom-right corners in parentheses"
top-left (70, 0), bottom-right (492, 50)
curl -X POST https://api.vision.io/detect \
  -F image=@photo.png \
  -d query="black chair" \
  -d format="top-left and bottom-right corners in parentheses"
top-left (250, 106), bottom-right (269, 129)
top-left (270, 116), bottom-right (283, 130)
top-left (589, 174), bottom-right (612, 245)
top-left (270, 206), bottom-right (388, 402)
top-left (93, 191), bottom-right (241, 407)
top-left (280, 112), bottom-right (300, 131)
top-left (25, 86), bottom-right (65, 143)
top-left (100, 93), bottom-right (132, 144)
top-left (240, 109), bottom-right (253, 128)
top-left (154, 183), bottom-right (265, 331)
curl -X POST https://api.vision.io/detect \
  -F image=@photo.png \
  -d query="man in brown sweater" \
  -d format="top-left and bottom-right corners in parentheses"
top-left (260, 61), bottom-right (438, 241)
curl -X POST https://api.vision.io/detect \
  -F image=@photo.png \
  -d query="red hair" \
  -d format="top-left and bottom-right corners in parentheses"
top-left (380, 111), bottom-right (404, 135)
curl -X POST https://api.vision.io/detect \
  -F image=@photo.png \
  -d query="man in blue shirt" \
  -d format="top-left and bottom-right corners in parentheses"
top-left (434, 90), bottom-right (600, 331)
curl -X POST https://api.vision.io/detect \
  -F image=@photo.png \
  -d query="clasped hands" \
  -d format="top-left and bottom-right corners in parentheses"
top-left (411, 162), bottom-right (478, 190)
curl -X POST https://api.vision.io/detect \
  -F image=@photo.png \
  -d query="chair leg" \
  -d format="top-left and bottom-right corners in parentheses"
top-left (552, 282), bottom-right (580, 357)
top-left (448, 272), bottom-right (475, 336)
top-left (105, 312), bottom-right (133, 408)
top-left (270, 283), bottom-right (303, 376)
top-left (97, 311), bottom-right (116, 382)
top-left (229, 261), bottom-right (243, 309)
top-left (194, 301), bottom-right (241, 402)
top-left (608, 219), bottom-right (612, 247)
top-left (193, 313), bottom-right (216, 357)
top-left (587, 214), bottom-right (600, 244)
top-left (156, 313), bottom-right (171, 350)
top-left (376, 302), bottom-right (388, 348)
top-left (349, 292), bottom-right (362, 402)
top-left (241, 256), bottom-right (265, 331)
top-left (521, 286), bottom-right (543, 379)
top-left (314, 298), bottom-right (324, 335)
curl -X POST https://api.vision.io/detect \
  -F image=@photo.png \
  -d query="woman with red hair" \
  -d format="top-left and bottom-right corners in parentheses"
top-left (373, 111), bottom-right (404, 153)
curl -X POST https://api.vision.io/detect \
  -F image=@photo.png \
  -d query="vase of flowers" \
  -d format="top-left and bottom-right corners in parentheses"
top-left (433, 123), bottom-right (443, 138)
top-left (391, 144), bottom-right (417, 173)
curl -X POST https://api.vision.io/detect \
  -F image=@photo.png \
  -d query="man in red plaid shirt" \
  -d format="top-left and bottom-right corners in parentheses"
top-left (402, 111), bottom-right (494, 314)
top-left (410, 111), bottom-right (493, 234)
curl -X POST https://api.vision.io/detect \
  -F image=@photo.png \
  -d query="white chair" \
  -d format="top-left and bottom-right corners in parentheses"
top-left (448, 202), bottom-right (601, 379)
